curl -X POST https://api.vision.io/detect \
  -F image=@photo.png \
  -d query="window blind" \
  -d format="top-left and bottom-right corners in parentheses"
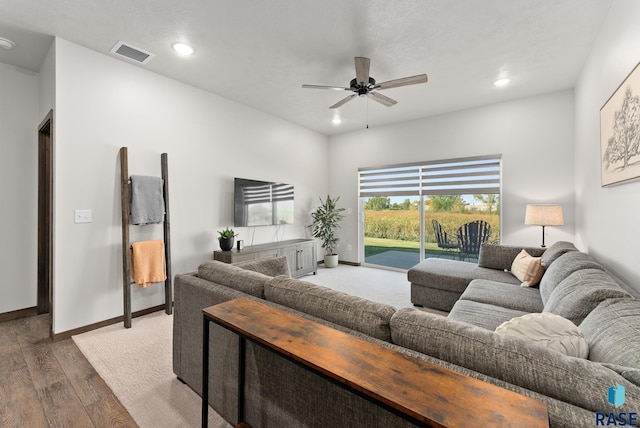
top-left (242, 183), bottom-right (294, 204)
top-left (359, 155), bottom-right (501, 197)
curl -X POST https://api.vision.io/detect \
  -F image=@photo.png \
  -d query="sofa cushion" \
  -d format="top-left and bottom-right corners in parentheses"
top-left (459, 279), bottom-right (544, 313)
top-left (510, 250), bottom-right (544, 287)
top-left (538, 251), bottom-right (604, 305)
top-left (198, 260), bottom-right (269, 298)
top-left (264, 275), bottom-right (397, 342)
top-left (390, 308), bottom-right (640, 413)
top-left (478, 244), bottom-right (545, 271)
top-left (410, 284), bottom-right (462, 312)
top-left (448, 300), bottom-right (528, 331)
top-left (495, 313), bottom-right (589, 358)
top-left (408, 258), bottom-right (520, 295)
top-left (540, 241), bottom-right (578, 267)
top-left (233, 256), bottom-right (291, 277)
top-left (580, 298), bottom-right (640, 372)
top-left (543, 269), bottom-right (630, 325)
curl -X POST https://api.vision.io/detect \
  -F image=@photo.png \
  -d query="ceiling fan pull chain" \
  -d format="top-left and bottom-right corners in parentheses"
top-left (366, 97), bottom-right (369, 129)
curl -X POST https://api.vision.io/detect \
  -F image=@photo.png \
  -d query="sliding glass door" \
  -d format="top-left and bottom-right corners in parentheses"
top-left (360, 155), bottom-right (501, 270)
top-left (363, 195), bottom-right (422, 270)
top-left (425, 193), bottom-right (500, 262)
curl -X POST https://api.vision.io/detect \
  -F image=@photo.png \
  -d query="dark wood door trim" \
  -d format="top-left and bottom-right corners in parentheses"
top-left (37, 109), bottom-right (53, 338)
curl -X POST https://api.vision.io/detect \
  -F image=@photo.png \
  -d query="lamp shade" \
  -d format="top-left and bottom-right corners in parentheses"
top-left (525, 204), bottom-right (564, 226)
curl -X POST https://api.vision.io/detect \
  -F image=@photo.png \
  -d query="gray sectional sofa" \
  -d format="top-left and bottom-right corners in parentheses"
top-left (409, 243), bottom-right (547, 311)
top-left (173, 244), bottom-right (640, 427)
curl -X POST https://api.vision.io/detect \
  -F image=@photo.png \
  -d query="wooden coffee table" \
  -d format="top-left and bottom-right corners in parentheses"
top-left (202, 297), bottom-right (549, 428)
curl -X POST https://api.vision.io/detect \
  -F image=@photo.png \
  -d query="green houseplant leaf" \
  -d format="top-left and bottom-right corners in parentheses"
top-left (217, 227), bottom-right (237, 239)
top-left (309, 195), bottom-right (345, 256)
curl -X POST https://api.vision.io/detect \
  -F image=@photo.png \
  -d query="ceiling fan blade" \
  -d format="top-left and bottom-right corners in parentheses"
top-left (330, 94), bottom-right (357, 109)
top-left (302, 84), bottom-right (351, 91)
top-left (355, 57), bottom-right (370, 85)
top-left (368, 92), bottom-right (397, 107)
top-left (376, 74), bottom-right (428, 90)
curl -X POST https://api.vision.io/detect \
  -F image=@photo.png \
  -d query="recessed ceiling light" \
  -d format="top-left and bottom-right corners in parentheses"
top-left (332, 117), bottom-right (342, 125)
top-left (0, 37), bottom-right (16, 49)
top-left (172, 42), bottom-right (195, 56)
top-left (494, 78), bottom-right (511, 87)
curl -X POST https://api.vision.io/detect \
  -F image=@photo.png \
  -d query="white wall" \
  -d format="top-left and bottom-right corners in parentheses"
top-left (328, 90), bottom-right (576, 264)
top-left (52, 38), bottom-right (328, 333)
top-left (39, 40), bottom-right (55, 120)
top-left (0, 62), bottom-right (39, 313)
top-left (11, 0), bottom-right (639, 328)
top-left (574, 0), bottom-right (640, 293)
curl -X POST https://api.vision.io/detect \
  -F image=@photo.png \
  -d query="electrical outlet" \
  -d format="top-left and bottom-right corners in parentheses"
top-left (74, 209), bottom-right (92, 223)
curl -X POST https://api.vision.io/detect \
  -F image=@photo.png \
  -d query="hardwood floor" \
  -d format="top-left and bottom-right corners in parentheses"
top-left (0, 314), bottom-right (137, 427)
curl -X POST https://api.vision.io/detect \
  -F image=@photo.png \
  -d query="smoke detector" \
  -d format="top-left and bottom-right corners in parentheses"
top-left (110, 41), bottom-right (155, 64)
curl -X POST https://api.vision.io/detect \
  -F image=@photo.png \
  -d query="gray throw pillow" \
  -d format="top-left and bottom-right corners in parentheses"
top-left (198, 260), bottom-right (268, 298)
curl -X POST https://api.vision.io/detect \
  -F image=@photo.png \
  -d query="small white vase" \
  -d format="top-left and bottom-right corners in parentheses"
top-left (324, 254), bottom-right (339, 268)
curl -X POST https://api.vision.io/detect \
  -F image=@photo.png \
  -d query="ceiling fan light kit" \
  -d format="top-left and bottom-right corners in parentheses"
top-left (0, 37), bottom-right (16, 49)
top-left (303, 57), bottom-right (428, 109)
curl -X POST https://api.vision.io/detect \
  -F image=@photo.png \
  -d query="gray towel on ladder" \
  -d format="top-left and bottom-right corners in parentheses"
top-left (130, 175), bottom-right (165, 225)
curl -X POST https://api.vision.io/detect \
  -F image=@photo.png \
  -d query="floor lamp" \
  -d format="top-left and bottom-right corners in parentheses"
top-left (525, 204), bottom-right (564, 247)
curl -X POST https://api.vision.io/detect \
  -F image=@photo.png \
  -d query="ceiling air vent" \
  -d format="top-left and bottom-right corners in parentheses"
top-left (110, 41), bottom-right (155, 64)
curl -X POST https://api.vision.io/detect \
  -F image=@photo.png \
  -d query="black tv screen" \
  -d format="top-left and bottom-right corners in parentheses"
top-left (234, 178), bottom-right (294, 227)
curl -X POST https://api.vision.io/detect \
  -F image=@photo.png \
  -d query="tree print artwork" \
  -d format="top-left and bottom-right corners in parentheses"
top-left (601, 62), bottom-right (640, 186)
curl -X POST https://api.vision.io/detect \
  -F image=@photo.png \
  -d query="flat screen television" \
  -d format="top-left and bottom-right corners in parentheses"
top-left (234, 178), bottom-right (294, 227)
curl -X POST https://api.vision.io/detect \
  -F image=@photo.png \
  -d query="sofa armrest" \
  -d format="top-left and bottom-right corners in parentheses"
top-left (478, 244), bottom-right (545, 270)
top-left (173, 272), bottom-right (248, 381)
top-left (390, 308), bottom-right (640, 413)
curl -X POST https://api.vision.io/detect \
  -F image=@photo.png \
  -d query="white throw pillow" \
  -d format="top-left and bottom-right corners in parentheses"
top-left (495, 313), bottom-right (589, 358)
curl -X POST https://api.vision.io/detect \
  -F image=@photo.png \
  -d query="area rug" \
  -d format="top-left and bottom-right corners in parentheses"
top-left (72, 311), bottom-right (230, 428)
top-left (72, 265), bottom-right (443, 428)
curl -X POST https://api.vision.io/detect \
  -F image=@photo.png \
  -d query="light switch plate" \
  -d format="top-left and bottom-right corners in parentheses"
top-left (74, 209), bottom-right (92, 223)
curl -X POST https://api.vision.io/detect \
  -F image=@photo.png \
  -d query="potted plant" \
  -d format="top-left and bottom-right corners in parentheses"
top-left (217, 227), bottom-right (237, 251)
top-left (309, 195), bottom-right (345, 268)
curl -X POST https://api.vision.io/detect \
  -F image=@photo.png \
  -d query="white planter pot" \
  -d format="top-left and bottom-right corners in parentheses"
top-left (324, 254), bottom-right (339, 268)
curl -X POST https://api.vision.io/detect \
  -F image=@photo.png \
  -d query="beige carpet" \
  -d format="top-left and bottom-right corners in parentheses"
top-left (306, 264), bottom-right (448, 315)
top-left (73, 311), bottom-right (230, 428)
top-left (305, 264), bottom-right (414, 309)
top-left (72, 264), bottom-right (443, 427)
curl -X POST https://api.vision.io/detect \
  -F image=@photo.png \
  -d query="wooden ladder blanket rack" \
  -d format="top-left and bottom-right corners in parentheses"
top-left (119, 146), bottom-right (172, 328)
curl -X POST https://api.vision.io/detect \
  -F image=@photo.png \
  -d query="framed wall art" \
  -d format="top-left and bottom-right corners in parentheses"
top-left (601, 61), bottom-right (640, 186)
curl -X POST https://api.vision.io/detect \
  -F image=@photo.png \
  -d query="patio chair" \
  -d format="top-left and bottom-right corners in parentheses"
top-left (432, 219), bottom-right (459, 257)
top-left (457, 220), bottom-right (492, 261)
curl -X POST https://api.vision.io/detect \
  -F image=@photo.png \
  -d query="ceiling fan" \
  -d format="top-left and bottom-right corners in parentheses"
top-left (302, 57), bottom-right (428, 109)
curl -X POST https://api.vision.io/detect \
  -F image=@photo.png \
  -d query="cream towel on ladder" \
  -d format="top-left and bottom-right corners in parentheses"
top-left (131, 240), bottom-right (167, 288)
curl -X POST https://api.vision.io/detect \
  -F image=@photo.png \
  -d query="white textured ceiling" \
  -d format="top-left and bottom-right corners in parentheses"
top-left (0, 0), bottom-right (612, 136)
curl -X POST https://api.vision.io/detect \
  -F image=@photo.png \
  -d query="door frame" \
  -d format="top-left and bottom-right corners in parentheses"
top-left (38, 109), bottom-right (53, 338)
